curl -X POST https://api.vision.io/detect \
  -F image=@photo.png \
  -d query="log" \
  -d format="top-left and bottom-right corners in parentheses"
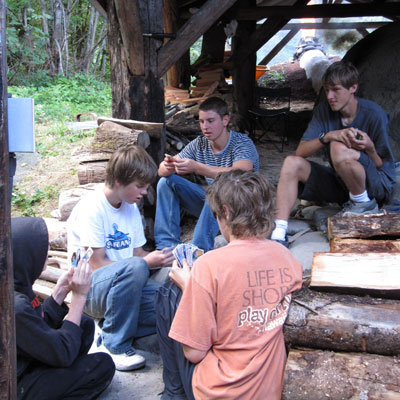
top-left (93, 121), bottom-right (150, 151)
top-left (330, 237), bottom-right (400, 253)
top-left (284, 287), bottom-right (400, 355)
top-left (77, 161), bottom-right (107, 185)
top-left (282, 348), bottom-right (400, 400)
top-left (310, 252), bottom-right (400, 296)
top-left (328, 213), bottom-right (400, 239)
top-left (43, 218), bottom-right (67, 252)
top-left (39, 265), bottom-right (63, 283)
top-left (96, 117), bottom-right (163, 139)
top-left (33, 281), bottom-right (71, 305)
top-left (58, 183), bottom-right (101, 221)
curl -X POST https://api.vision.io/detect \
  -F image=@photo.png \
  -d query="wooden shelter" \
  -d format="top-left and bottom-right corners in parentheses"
top-left (2, 0), bottom-right (400, 396)
top-left (87, 0), bottom-right (400, 164)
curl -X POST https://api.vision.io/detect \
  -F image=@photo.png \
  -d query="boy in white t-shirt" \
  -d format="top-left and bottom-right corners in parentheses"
top-left (68, 145), bottom-right (174, 371)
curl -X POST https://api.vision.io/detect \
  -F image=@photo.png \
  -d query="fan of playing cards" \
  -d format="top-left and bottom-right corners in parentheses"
top-left (172, 244), bottom-right (204, 268)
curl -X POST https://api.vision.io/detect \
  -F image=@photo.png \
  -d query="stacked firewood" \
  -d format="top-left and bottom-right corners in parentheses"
top-left (282, 212), bottom-right (400, 399)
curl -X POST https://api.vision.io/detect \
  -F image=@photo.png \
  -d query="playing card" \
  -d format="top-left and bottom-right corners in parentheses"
top-left (172, 244), bottom-right (204, 268)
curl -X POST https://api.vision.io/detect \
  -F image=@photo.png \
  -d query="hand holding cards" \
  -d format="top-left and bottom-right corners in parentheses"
top-left (71, 247), bottom-right (93, 267)
top-left (172, 243), bottom-right (204, 268)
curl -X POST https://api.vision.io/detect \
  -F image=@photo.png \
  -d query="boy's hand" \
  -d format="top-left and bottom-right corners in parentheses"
top-left (173, 157), bottom-right (197, 175)
top-left (169, 259), bottom-right (191, 291)
top-left (144, 249), bottom-right (175, 268)
top-left (69, 259), bottom-right (92, 299)
top-left (349, 129), bottom-right (374, 152)
top-left (52, 268), bottom-right (74, 305)
top-left (163, 155), bottom-right (177, 173)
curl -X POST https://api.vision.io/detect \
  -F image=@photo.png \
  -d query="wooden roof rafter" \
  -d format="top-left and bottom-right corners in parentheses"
top-left (157, 0), bottom-right (239, 77)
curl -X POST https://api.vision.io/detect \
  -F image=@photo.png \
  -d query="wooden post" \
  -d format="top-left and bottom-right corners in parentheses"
top-left (0, 0), bottom-right (17, 397)
top-left (163, 0), bottom-right (191, 89)
top-left (232, 15), bottom-right (256, 126)
top-left (107, 0), bottom-right (165, 165)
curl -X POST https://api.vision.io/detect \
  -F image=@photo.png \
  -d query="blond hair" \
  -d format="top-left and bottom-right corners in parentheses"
top-left (206, 170), bottom-right (273, 238)
top-left (105, 145), bottom-right (157, 188)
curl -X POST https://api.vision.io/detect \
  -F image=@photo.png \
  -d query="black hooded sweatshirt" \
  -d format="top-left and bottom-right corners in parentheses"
top-left (13, 217), bottom-right (83, 378)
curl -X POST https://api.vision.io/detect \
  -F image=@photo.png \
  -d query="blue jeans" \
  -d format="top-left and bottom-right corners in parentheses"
top-left (154, 175), bottom-right (219, 252)
top-left (84, 257), bottom-right (160, 354)
top-left (156, 281), bottom-right (195, 400)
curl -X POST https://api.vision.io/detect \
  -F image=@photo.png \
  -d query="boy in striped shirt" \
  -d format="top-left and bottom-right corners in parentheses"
top-left (155, 96), bottom-right (259, 252)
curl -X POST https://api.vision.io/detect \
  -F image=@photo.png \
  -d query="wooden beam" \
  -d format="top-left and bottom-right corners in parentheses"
top-left (229, 0), bottom-right (309, 67)
top-left (231, 3), bottom-right (400, 20)
top-left (330, 237), bottom-right (400, 253)
top-left (281, 21), bottom-right (388, 30)
top-left (0, 0), bottom-right (16, 397)
top-left (259, 28), bottom-right (299, 66)
top-left (158, 0), bottom-right (238, 77)
top-left (114, 0), bottom-right (145, 75)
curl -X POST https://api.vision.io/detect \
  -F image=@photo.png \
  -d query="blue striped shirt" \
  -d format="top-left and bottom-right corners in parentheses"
top-left (178, 130), bottom-right (259, 185)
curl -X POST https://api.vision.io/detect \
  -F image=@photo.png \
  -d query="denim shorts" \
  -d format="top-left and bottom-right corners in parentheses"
top-left (299, 153), bottom-right (391, 206)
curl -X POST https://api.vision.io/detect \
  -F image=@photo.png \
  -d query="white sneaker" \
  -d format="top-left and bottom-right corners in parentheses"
top-left (95, 341), bottom-right (146, 371)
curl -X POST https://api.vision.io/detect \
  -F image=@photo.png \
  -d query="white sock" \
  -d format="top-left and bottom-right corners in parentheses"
top-left (271, 219), bottom-right (288, 241)
top-left (349, 190), bottom-right (370, 203)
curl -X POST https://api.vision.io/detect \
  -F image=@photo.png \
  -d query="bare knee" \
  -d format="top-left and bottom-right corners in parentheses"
top-left (330, 141), bottom-right (359, 166)
top-left (280, 155), bottom-right (311, 182)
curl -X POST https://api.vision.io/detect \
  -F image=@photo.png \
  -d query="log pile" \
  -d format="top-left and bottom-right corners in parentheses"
top-left (283, 212), bottom-right (400, 398)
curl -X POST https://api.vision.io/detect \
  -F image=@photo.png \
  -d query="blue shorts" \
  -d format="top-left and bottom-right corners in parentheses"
top-left (299, 153), bottom-right (392, 206)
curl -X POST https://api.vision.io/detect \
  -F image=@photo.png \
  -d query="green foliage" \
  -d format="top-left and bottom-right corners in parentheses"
top-left (12, 186), bottom-right (54, 217)
top-left (8, 74), bottom-right (111, 123)
top-left (190, 37), bottom-right (202, 65)
top-left (258, 69), bottom-right (286, 88)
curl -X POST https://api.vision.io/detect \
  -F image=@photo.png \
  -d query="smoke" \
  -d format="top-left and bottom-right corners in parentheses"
top-left (323, 30), bottom-right (363, 52)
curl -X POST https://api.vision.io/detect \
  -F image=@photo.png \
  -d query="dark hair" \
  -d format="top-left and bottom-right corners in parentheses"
top-left (199, 96), bottom-right (229, 118)
top-left (206, 170), bottom-right (274, 238)
top-left (105, 145), bottom-right (157, 188)
top-left (322, 60), bottom-right (359, 89)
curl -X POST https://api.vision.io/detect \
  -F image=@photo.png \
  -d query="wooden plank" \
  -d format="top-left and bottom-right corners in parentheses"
top-left (114, 0), bottom-right (144, 75)
top-left (281, 21), bottom-right (388, 30)
top-left (231, 3), bottom-right (400, 20)
top-left (330, 238), bottom-right (400, 253)
top-left (158, 0), bottom-right (239, 76)
top-left (328, 213), bottom-right (400, 239)
top-left (285, 287), bottom-right (400, 356)
top-left (282, 349), bottom-right (400, 400)
top-left (310, 252), bottom-right (400, 294)
top-left (97, 116), bottom-right (163, 139)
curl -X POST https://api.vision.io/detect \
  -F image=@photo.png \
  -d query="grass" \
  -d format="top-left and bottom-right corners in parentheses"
top-left (10, 74), bottom-right (111, 217)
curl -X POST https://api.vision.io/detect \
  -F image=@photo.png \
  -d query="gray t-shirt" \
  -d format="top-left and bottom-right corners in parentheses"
top-left (302, 97), bottom-right (396, 188)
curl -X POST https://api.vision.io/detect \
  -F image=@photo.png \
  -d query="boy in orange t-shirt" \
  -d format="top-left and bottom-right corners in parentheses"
top-left (156, 170), bottom-right (303, 400)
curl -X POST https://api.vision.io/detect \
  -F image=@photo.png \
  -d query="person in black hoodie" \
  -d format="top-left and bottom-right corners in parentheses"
top-left (12, 217), bottom-right (115, 400)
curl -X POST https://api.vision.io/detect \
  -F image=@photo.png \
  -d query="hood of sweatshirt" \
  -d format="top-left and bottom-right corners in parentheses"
top-left (12, 217), bottom-right (48, 300)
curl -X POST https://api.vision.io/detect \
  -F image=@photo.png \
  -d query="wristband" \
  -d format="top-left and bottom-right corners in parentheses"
top-left (319, 132), bottom-right (327, 145)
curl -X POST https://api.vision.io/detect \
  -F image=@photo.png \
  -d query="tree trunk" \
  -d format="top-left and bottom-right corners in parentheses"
top-left (282, 348), bottom-right (400, 400)
top-left (40, 0), bottom-right (56, 74)
top-left (285, 287), bottom-right (400, 356)
top-left (0, 0), bottom-right (17, 395)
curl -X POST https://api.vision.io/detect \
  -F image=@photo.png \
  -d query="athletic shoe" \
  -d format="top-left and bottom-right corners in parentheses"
top-left (338, 198), bottom-right (379, 217)
top-left (95, 339), bottom-right (146, 371)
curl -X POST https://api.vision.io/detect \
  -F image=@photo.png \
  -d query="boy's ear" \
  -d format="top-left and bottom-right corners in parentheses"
top-left (222, 204), bottom-right (230, 219)
top-left (349, 83), bottom-right (358, 94)
top-left (222, 114), bottom-right (230, 127)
